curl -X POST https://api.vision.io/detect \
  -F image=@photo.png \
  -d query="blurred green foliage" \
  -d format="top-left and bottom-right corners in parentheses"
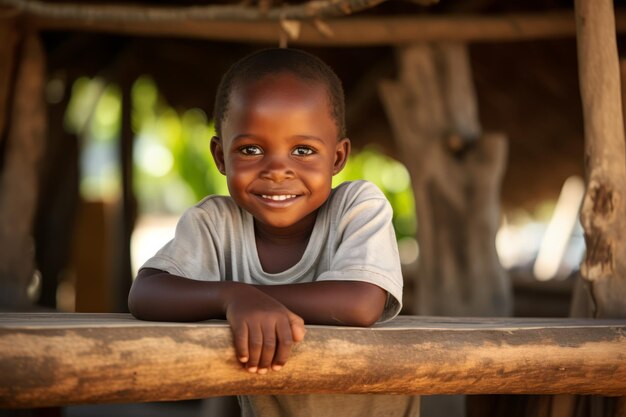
top-left (333, 149), bottom-right (416, 239)
top-left (65, 77), bottom-right (122, 200)
top-left (65, 76), bottom-right (416, 239)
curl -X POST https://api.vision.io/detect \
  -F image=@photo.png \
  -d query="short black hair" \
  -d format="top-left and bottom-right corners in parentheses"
top-left (213, 48), bottom-right (346, 138)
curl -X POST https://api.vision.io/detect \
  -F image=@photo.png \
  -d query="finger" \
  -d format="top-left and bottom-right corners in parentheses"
top-left (288, 313), bottom-right (306, 343)
top-left (231, 322), bottom-right (249, 365)
top-left (246, 323), bottom-right (263, 373)
top-left (257, 321), bottom-right (277, 373)
top-left (272, 317), bottom-right (294, 371)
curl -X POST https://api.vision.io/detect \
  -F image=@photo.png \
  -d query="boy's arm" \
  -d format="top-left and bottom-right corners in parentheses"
top-left (129, 267), bottom-right (305, 373)
top-left (129, 267), bottom-right (230, 321)
top-left (254, 281), bottom-right (387, 327)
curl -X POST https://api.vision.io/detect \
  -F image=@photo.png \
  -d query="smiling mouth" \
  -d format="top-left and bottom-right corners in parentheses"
top-left (260, 194), bottom-right (298, 201)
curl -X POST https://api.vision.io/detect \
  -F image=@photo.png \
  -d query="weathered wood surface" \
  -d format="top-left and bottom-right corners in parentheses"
top-left (6, 10), bottom-right (626, 45)
top-left (0, 314), bottom-right (624, 408)
top-left (2, 0), bottom-right (425, 21)
top-left (379, 44), bottom-right (511, 316)
top-left (575, 0), bottom-right (626, 318)
top-left (0, 33), bottom-right (46, 309)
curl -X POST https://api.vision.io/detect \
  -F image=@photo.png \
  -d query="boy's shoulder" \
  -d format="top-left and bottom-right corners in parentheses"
top-left (330, 180), bottom-right (388, 206)
top-left (184, 194), bottom-right (243, 224)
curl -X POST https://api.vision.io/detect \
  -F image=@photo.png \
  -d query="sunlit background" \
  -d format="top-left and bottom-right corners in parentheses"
top-left (54, 75), bottom-right (586, 311)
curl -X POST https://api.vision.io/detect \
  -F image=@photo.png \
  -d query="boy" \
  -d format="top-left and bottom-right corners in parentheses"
top-left (129, 48), bottom-right (418, 417)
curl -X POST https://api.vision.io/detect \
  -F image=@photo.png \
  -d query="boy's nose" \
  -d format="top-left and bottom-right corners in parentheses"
top-left (260, 157), bottom-right (295, 182)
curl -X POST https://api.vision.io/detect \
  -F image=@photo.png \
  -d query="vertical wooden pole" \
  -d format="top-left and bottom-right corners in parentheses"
top-left (574, 1), bottom-right (626, 415)
top-left (113, 77), bottom-right (135, 312)
top-left (34, 75), bottom-right (80, 309)
top-left (379, 43), bottom-right (511, 317)
top-left (0, 15), bottom-right (20, 144)
top-left (575, 0), bottom-right (626, 318)
top-left (0, 32), bottom-right (46, 308)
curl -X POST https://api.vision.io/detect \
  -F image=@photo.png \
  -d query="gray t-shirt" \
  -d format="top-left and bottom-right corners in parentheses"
top-left (143, 180), bottom-right (403, 321)
top-left (142, 180), bottom-right (415, 416)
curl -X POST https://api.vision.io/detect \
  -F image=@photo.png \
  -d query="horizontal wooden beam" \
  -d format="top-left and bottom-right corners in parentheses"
top-left (1, 313), bottom-right (625, 408)
top-left (1, 0), bottom-right (435, 21)
top-left (6, 10), bottom-right (626, 45)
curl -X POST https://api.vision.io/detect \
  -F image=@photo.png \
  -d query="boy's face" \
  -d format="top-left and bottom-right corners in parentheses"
top-left (211, 72), bottom-right (350, 232)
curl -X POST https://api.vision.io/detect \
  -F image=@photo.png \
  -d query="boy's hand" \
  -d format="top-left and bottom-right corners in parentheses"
top-left (224, 285), bottom-right (305, 374)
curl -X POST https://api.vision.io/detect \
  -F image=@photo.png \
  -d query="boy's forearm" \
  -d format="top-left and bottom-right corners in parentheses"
top-left (254, 281), bottom-right (387, 327)
top-left (128, 268), bottom-right (239, 322)
top-left (129, 269), bottom-right (387, 326)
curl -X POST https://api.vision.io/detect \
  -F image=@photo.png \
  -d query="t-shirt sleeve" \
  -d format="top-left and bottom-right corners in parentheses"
top-left (316, 183), bottom-right (403, 322)
top-left (141, 205), bottom-right (222, 281)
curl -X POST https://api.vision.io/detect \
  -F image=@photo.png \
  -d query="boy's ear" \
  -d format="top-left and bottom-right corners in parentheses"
top-left (210, 136), bottom-right (227, 175)
top-left (332, 138), bottom-right (351, 175)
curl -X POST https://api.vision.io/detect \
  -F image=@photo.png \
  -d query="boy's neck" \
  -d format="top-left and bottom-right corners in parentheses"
top-left (253, 209), bottom-right (318, 246)
top-left (253, 210), bottom-right (319, 274)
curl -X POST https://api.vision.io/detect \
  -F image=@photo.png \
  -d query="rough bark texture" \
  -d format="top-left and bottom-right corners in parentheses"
top-left (379, 44), bottom-right (511, 316)
top-left (3, 0), bottom-right (414, 21)
top-left (0, 33), bottom-right (46, 309)
top-left (570, 2), bottom-right (626, 415)
top-left (0, 314), bottom-right (624, 408)
top-left (10, 12), bottom-right (626, 46)
top-left (575, 0), bottom-right (626, 319)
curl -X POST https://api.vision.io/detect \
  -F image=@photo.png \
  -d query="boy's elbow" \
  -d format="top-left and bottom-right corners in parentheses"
top-left (348, 310), bottom-right (380, 327)
top-left (344, 283), bottom-right (387, 327)
top-left (127, 283), bottom-right (146, 320)
top-left (127, 276), bottom-right (157, 321)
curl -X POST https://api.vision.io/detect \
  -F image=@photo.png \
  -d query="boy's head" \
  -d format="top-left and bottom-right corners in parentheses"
top-left (210, 48), bottom-right (350, 231)
top-left (214, 48), bottom-right (346, 139)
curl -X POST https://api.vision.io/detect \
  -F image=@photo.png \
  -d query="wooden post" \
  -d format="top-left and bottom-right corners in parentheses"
top-left (575, 0), bottom-right (626, 319)
top-left (0, 32), bottom-right (46, 309)
top-left (573, 1), bottom-right (626, 415)
top-left (0, 13), bottom-right (20, 145)
top-left (34, 74), bottom-right (80, 309)
top-left (379, 44), bottom-right (511, 317)
top-left (112, 77), bottom-right (135, 313)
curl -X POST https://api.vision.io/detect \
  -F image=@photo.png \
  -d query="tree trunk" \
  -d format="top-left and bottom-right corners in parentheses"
top-left (379, 43), bottom-right (511, 317)
top-left (0, 32), bottom-right (46, 309)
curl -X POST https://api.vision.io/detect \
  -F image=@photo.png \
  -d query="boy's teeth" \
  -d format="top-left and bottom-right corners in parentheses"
top-left (262, 194), bottom-right (296, 201)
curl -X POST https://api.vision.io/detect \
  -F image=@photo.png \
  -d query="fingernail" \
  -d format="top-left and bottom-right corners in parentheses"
top-left (247, 366), bottom-right (257, 373)
top-left (257, 368), bottom-right (268, 375)
top-left (272, 364), bottom-right (283, 371)
top-left (239, 356), bottom-right (249, 363)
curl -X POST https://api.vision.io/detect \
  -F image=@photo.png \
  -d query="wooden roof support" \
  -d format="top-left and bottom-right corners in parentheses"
top-left (0, 33), bottom-right (46, 308)
top-left (575, 0), bottom-right (626, 318)
top-left (0, 314), bottom-right (625, 408)
top-left (379, 44), bottom-right (511, 317)
top-left (2, 8), bottom-right (625, 45)
top-left (0, 14), bottom-right (19, 143)
top-left (2, 0), bottom-right (429, 21)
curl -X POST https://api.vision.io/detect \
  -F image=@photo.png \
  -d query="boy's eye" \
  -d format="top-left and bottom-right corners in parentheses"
top-left (292, 146), bottom-right (314, 156)
top-left (239, 145), bottom-right (262, 155)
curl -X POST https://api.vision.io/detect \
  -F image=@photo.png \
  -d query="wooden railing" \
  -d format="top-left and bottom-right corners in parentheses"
top-left (0, 313), bottom-right (625, 408)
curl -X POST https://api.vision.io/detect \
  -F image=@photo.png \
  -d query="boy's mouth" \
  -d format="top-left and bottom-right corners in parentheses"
top-left (253, 193), bottom-right (302, 207)
top-left (260, 194), bottom-right (297, 201)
